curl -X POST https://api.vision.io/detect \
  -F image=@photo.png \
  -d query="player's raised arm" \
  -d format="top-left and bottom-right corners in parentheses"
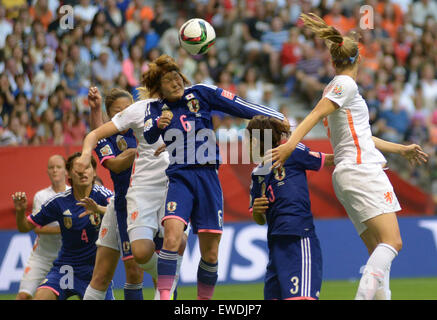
top-left (77, 121), bottom-right (121, 172)
top-left (88, 86), bottom-right (104, 130)
top-left (268, 97), bottom-right (338, 168)
top-left (12, 192), bottom-right (36, 233)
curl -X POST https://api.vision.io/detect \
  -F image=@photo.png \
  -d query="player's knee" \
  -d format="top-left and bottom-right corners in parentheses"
top-left (178, 234), bottom-right (187, 256)
top-left (131, 240), bottom-right (155, 264)
top-left (163, 233), bottom-right (182, 252)
top-left (201, 250), bottom-right (218, 264)
top-left (92, 272), bottom-right (113, 289)
top-left (392, 238), bottom-right (403, 252)
top-left (16, 292), bottom-right (32, 300)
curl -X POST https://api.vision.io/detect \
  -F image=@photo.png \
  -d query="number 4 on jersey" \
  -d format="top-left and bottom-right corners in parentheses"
top-left (81, 229), bottom-right (89, 243)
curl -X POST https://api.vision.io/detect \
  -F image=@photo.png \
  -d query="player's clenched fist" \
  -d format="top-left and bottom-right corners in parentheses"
top-left (157, 113), bottom-right (172, 129)
top-left (12, 192), bottom-right (28, 213)
top-left (88, 86), bottom-right (102, 110)
top-left (252, 196), bottom-right (269, 225)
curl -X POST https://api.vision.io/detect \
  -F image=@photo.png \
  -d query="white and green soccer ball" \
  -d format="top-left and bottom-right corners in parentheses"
top-left (179, 18), bottom-right (216, 55)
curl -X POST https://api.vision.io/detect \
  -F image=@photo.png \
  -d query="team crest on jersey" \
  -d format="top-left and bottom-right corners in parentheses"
top-left (100, 227), bottom-right (108, 239)
top-left (167, 201), bottom-right (177, 212)
top-left (221, 90), bottom-right (235, 100)
top-left (89, 213), bottom-right (101, 226)
top-left (332, 85), bottom-right (344, 96)
top-left (185, 93), bottom-right (195, 100)
top-left (64, 217), bottom-right (72, 229)
top-left (187, 99), bottom-right (200, 113)
top-left (274, 167), bottom-right (286, 181)
top-left (144, 118), bottom-right (153, 132)
top-left (116, 135), bottom-right (128, 151)
top-left (99, 144), bottom-right (113, 156)
top-left (123, 241), bottom-right (131, 253)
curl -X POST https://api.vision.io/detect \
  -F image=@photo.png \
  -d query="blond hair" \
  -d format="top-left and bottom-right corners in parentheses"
top-left (139, 54), bottom-right (190, 99)
top-left (300, 13), bottom-right (359, 70)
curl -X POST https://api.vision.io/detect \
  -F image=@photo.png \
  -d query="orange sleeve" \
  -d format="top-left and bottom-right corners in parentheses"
top-left (125, 7), bottom-right (134, 21)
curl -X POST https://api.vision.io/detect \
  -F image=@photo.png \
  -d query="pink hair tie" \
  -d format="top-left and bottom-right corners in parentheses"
top-left (338, 41), bottom-right (343, 47)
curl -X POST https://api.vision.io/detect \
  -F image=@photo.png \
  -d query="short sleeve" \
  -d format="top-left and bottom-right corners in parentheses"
top-left (323, 76), bottom-right (357, 108)
top-left (31, 191), bottom-right (44, 215)
top-left (112, 100), bottom-right (148, 132)
top-left (28, 199), bottom-right (58, 228)
top-left (291, 143), bottom-right (323, 171)
top-left (94, 138), bottom-right (116, 165)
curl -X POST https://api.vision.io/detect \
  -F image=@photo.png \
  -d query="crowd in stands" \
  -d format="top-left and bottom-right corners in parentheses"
top-left (0, 0), bottom-right (436, 202)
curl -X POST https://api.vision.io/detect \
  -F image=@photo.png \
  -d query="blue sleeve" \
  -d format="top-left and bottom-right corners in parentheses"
top-left (29, 198), bottom-right (58, 227)
top-left (94, 138), bottom-right (116, 164)
top-left (249, 172), bottom-right (263, 209)
top-left (93, 186), bottom-right (113, 205)
top-left (197, 84), bottom-right (284, 120)
top-left (291, 143), bottom-right (323, 171)
top-left (125, 131), bottom-right (137, 149)
top-left (143, 106), bottom-right (163, 144)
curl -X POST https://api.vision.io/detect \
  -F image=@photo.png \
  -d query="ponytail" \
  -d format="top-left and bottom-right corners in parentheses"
top-left (300, 13), bottom-right (359, 70)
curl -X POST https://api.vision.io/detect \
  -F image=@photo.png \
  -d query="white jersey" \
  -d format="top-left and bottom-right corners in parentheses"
top-left (111, 99), bottom-right (170, 187)
top-left (31, 185), bottom-right (70, 260)
top-left (323, 75), bottom-right (386, 166)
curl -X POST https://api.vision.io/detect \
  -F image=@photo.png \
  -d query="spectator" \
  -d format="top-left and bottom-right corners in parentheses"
top-left (32, 57), bottom-right (60, 105)
top-left (90, 20), bottom-right (109, 58)
top-left (0, 115), bottom-right (25, 146)
top-left (158, 16), bottom-right (184, 58)
top-left (47, 120), bottom-right (65, 146)
top-left (13, 73), bottom-right (32, 99)
top-left (125, 0), bottom-right (154, 22)
top-left (60, 60), bottom-right (80, 99)
top-left (420, 63), bottom-right (437, 113)
top-left (216, 69), bottom-right (237, 95)
top-left (404, 114), bottom-right (429, 146)
top-left (375, 94), bottom-right (410, 143)
top-left (261, 16), bottom-right (289, 82)
top-left (412, 0), bottom-right (437, 28)
top-left (91, 47), bottom-right (121, 91)
top-left (241, 66), bottom-right (263, 104)
top-left (151, 1), bottom-right (171, 37)
top-left (122, 43), bottom-right (147, 88)
top-left (133, 18), bottom-right (160, 55)
top-left (74, 0), bottom-right (99, 29)
top-left (124, 8), bottom-right (142, 41)
top-left (323, 2), bottom-right (355, 35)
top-left (104, 0), bottom-right (125, 29)
top-left (63, 109), bottom-right (86, 145)
top-left (0, 5), bottom-right (13, 49)
top-left (29, 0), bottom-right (53, 30)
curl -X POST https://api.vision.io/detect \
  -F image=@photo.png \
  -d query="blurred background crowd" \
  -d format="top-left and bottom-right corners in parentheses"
top-left (0, 0), bottom-right (436, 204)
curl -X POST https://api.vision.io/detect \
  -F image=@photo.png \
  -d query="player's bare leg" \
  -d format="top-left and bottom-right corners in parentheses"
top-left (33, 288), bottom-right (57, 300)
top-left (16, 292), bottom-right (32, 300)
top-left (123, 258), bottom-right (144, 300)
top-left (355, 213), bottom-right (402, 300)
top-left (84, 246), bottom-right (119, 300)
top-left (197, 232), bottom-right (221, 300)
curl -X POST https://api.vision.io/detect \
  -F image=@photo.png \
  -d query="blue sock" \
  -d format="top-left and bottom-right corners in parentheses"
top-left (197, 259), bottom-right (218, 300)
top-left (123, 283), bottom-right (143, 300)
top-left (157, 249), bottom-right (178, 300)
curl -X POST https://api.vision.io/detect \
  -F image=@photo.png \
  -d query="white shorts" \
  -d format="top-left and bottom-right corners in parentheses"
top-left (126, 183), bottom-right (168, 242)
top-left (19, 253), bottom-right (55, 296)
top-left (332, 163), bottom-right (402, 235)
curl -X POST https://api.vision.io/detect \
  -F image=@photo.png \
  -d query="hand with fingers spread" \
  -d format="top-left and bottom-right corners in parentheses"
top-left (12, 192), bottom-right (28, 213)
top-left (77, 197), bottom-right (106, 218)
top-left (400, 144), bottom-right (429, 166)
top-left (252, 196), bottom-right (269, 225)
top-left (265, 142), bottom-right (295, 169)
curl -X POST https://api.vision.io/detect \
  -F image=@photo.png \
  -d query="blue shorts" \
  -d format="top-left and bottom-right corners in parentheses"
top-left (38, 262), bottom-right (114, 300)
top-left (264, 234), bottom-right (322, 300)
top-left (115, 204), bottom-right (133, 260)
top-left (163, 167), bottom-right (224, 234)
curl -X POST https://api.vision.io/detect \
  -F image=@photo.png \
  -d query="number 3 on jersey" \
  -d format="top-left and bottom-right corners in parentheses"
top-left (81, 229), bottom-right (89, 243)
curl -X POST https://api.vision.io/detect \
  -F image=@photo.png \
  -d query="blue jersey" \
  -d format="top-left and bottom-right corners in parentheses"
top-left (143, 84), bottom-right (284, 173)
top-left (250, 143), bottom-right (324, 237)
top-left (28, 185), bottom-right (113, 266)
top-left (94, 130), bottom-right (137, 210)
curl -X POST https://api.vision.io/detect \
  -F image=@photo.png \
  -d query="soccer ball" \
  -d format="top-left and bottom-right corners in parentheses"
top-left (179, 18), bottom-right (216, 55)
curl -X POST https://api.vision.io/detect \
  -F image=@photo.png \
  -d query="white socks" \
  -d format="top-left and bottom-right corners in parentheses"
top-left (139, 252), bottom-right (158, 279)
top-left (83, 285), bottom-right (106, 300)
top-left (374, 266), bottom-right (391, 300)
top-left (355, 243), bottom-right (398, 300)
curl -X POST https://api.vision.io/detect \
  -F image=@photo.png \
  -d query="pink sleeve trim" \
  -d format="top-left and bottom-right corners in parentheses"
top-left (38, 286), bottom-right (60, 297)
top-left (100, 155), bottom-right (115, 165)
top-left (27, 215), bottom-right (42, 228)
top-left (285, 296), bottom-right (316, 300)
top-left (198, 229), bottom-right (223, 234)
top-left (161, 215), bottom-right (188, 226)
top-left (121, 255), bottom-right (134, 261)
top-left (319, 152), bottom-right (326, 170)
